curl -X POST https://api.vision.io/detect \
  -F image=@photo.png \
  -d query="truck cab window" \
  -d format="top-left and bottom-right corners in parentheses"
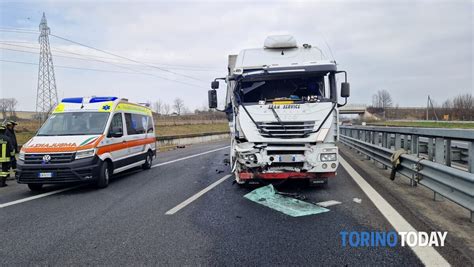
top-left (240, 73), bottom-right (332, 103)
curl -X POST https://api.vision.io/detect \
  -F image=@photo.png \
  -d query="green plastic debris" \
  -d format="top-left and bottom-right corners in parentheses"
top-left (244, 185), bottom-right (330, 217)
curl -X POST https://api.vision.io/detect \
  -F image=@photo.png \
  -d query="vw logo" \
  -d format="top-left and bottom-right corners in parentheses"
top-left (42, 155), bottom-right (52, 163)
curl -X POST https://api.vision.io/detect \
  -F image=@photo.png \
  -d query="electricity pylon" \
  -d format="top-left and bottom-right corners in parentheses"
top-left (36, 12), bottom-right (58, 122)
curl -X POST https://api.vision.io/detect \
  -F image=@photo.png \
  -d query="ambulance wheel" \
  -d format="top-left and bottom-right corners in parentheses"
top-left (96, 161), bottom-right (110, 188)
top-left (142, 151), bottom-right (153, 170)
top-left (28, 183), bottom-right (43, 191)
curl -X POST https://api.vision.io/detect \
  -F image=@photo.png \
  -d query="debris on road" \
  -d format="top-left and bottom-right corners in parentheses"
top-left (353, 198), bottom-right (362, 204)
top-left (244, 185), bottom-right (330, 217)
top-left (316, 200), bottom-right (342, 208)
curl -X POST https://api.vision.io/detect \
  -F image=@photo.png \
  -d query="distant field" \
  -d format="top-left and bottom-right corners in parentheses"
top-left (15, 121), bottom-right (229, 146)
top-left (368, 121), bottom-right (474, 129)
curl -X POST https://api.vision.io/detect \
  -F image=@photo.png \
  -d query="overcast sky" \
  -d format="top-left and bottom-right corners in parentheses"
top-left (0, 0), bottom-right (472, 111)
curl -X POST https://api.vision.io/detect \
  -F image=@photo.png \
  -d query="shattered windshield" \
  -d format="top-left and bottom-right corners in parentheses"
top-left (239, 72), bottom-right (334, 103)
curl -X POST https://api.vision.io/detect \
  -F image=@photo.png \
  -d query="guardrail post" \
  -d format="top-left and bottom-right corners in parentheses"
top-left (403, 135), bottom-right (410, 150)
top-left (428, 138), bottom-right (434, 161)
top-left (468, 141), bottom-right (474, 173)
top-left (435, 138), bottom-right (445, 164)
top-left (374, 132), bottom-right (380, 145)
top-left (395, 134), bottom-right (402, 150)
top-left (411, 135), bottom-right (419, 155)
top-left (445, 139), bottom-right (452, 167)
top-left (434, 192), bottom-right (444, 201)
top-left (382, 133), bottom-right (388, 148)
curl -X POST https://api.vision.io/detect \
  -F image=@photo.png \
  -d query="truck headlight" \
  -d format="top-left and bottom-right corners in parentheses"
top-left (320, 153), bottom-right (337, 162)
top-left (243, 154), bottom-right (257, 162)
top-left (75, 149), bottom-right (96, 160)
top-left (18, 151), bottom-right (25, 161)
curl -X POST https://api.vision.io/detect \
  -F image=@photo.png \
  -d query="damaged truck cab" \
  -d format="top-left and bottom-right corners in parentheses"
top-left (209, 35), bottom-right (350, 185)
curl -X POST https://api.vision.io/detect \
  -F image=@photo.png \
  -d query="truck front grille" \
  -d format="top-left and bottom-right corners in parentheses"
top-left (257, 121), bottom-right (315, 139)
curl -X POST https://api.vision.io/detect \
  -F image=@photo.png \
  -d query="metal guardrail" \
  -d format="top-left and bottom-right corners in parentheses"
top-left (339, 126), bottom-right (474, 222)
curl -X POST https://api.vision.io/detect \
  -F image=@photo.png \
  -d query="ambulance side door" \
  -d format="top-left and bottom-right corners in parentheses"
top-left (106, 112), bottom-right (129, 164)
top-left (124, 113), bottom-right (147, 157)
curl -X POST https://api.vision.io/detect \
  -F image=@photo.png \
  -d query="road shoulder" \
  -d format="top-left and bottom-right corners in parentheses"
top-left (339, 144), bottom-right (474, 266)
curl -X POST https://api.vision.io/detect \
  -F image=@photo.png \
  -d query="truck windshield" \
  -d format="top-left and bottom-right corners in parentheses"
top-left (239, 72), bottom-right (334, 103)
top-left (37, 112), bottom-right (110, 136)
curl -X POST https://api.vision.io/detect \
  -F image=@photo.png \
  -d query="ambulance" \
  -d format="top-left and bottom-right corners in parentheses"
top-left (16, 97), bottom-right (156, 191)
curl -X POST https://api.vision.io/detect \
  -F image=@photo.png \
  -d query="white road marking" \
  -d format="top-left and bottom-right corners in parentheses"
top-left (0, 146), bottom-right (230, 209)
top-left (152, 146), bottom-right (229, 168)
top-left (340, 156), bottom-right (449, 267)
top-left (165, 174), bottom-right (232, 215)
top-left (316, 200), bottom-right (342, 208)
top-left (0, 185), bottom-right (82, 209)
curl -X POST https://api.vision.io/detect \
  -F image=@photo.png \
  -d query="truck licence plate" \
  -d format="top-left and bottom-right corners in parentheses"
top-left (38, 172), bottom-right (53, 178)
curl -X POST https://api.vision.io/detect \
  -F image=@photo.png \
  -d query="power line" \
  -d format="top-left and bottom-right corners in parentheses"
top-left (0, 27), bottom-right (37, 32)
top-left (0, 29), bottom-right (38, 35)
top-left (0, 45), bottom-right (208, 87)
top-left (0, 46), bottom-right (219, 72)
top-left (50, 33), bottom-right (208, 82)
top-left (1, 59), bottom-right (155, 75)
top-left (0, 40), bottom-right (221, 71)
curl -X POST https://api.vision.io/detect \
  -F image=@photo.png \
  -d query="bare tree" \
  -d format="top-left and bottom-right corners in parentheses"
top-left (7, 98), bottom-right (18, 117)
top-left (0, 99), bottom-right (8, 119)
top-left (372, 90), bottom-right (393, 108)
top-left (0, 98), bottom-right (18, 119)
top-left (162, 103), bottom-right (171, 115)
top-left (452, 93), bottom-right (473, 120)
top-left (153, 100), bottom-right (163, 115)
top-left (173, 98), bottom-right (185, 115)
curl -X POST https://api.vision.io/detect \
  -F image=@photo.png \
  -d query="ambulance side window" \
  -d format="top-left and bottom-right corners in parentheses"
top-left (108, 113), bottom-right (123, 137)
top-left (124, 113), bottom-right (147, 135)
top-left (147, 116), bottom-right (154, 133)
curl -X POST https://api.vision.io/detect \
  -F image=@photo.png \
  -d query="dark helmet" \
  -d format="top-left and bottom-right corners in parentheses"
top-left (6, 120), bottom-right (18, 126)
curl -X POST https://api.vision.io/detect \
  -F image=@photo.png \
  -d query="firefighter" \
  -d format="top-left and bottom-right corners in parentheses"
top-left (0, 125), bottom-right (14, 187)
top-left (5, 120), bottom-right (18, 170)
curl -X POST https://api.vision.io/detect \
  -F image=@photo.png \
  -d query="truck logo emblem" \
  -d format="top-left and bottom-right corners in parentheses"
top-left (42, 155), bottom-right (51, 163)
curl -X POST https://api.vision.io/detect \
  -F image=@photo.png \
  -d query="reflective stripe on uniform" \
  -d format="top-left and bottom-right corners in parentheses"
top-left (0, 143), bottom-right (10, 163)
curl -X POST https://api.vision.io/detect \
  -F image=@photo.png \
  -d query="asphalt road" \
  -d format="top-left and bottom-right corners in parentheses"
top-left (0, 140), bottom-right (426, 265)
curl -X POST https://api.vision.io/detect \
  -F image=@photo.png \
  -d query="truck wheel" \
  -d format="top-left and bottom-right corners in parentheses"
top-left (28, 183), bottom-right (43, 191)
top-left (96, 161), bottom-right (110, 188)
top-left (142, 151), bottom-right (153, 170)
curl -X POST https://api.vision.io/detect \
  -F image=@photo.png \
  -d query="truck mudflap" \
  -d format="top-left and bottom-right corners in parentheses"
top-left (238, 171), bottom-right (336, 180)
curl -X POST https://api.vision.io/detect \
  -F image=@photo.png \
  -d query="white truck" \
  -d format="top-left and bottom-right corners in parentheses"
top-left (209, 35), bottom-right (350, 186)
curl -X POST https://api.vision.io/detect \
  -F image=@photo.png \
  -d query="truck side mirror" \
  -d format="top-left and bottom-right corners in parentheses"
top-left (211, 81), bottom-right (219, 89)
top-left (208, 90), bottom-right (218, 109)
top-left (341, 82), bottom-right (350, 98)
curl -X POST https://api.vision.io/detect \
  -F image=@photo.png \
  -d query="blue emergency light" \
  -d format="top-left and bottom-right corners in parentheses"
top-left (89, 97), bottom-right (118, 103)
top-left (61, 97), bottom-right (118, 103)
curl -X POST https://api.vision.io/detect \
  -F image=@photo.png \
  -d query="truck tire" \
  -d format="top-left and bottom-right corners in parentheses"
top-left (96, 161), bottom-right (110, 188)
top-left (28, 183), bottom-right (43, 191)
top-left (142, 151), bottom-right (153, 170)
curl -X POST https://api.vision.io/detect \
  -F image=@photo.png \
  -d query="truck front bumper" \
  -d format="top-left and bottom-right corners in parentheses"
top-left (235, 142), bottom-right (339, 175)
top-left (238, 171), bottom-right (336, 180)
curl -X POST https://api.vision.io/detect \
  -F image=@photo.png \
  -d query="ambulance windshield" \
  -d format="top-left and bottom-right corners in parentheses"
top-left (37, 112), bottom-right (110, 136)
